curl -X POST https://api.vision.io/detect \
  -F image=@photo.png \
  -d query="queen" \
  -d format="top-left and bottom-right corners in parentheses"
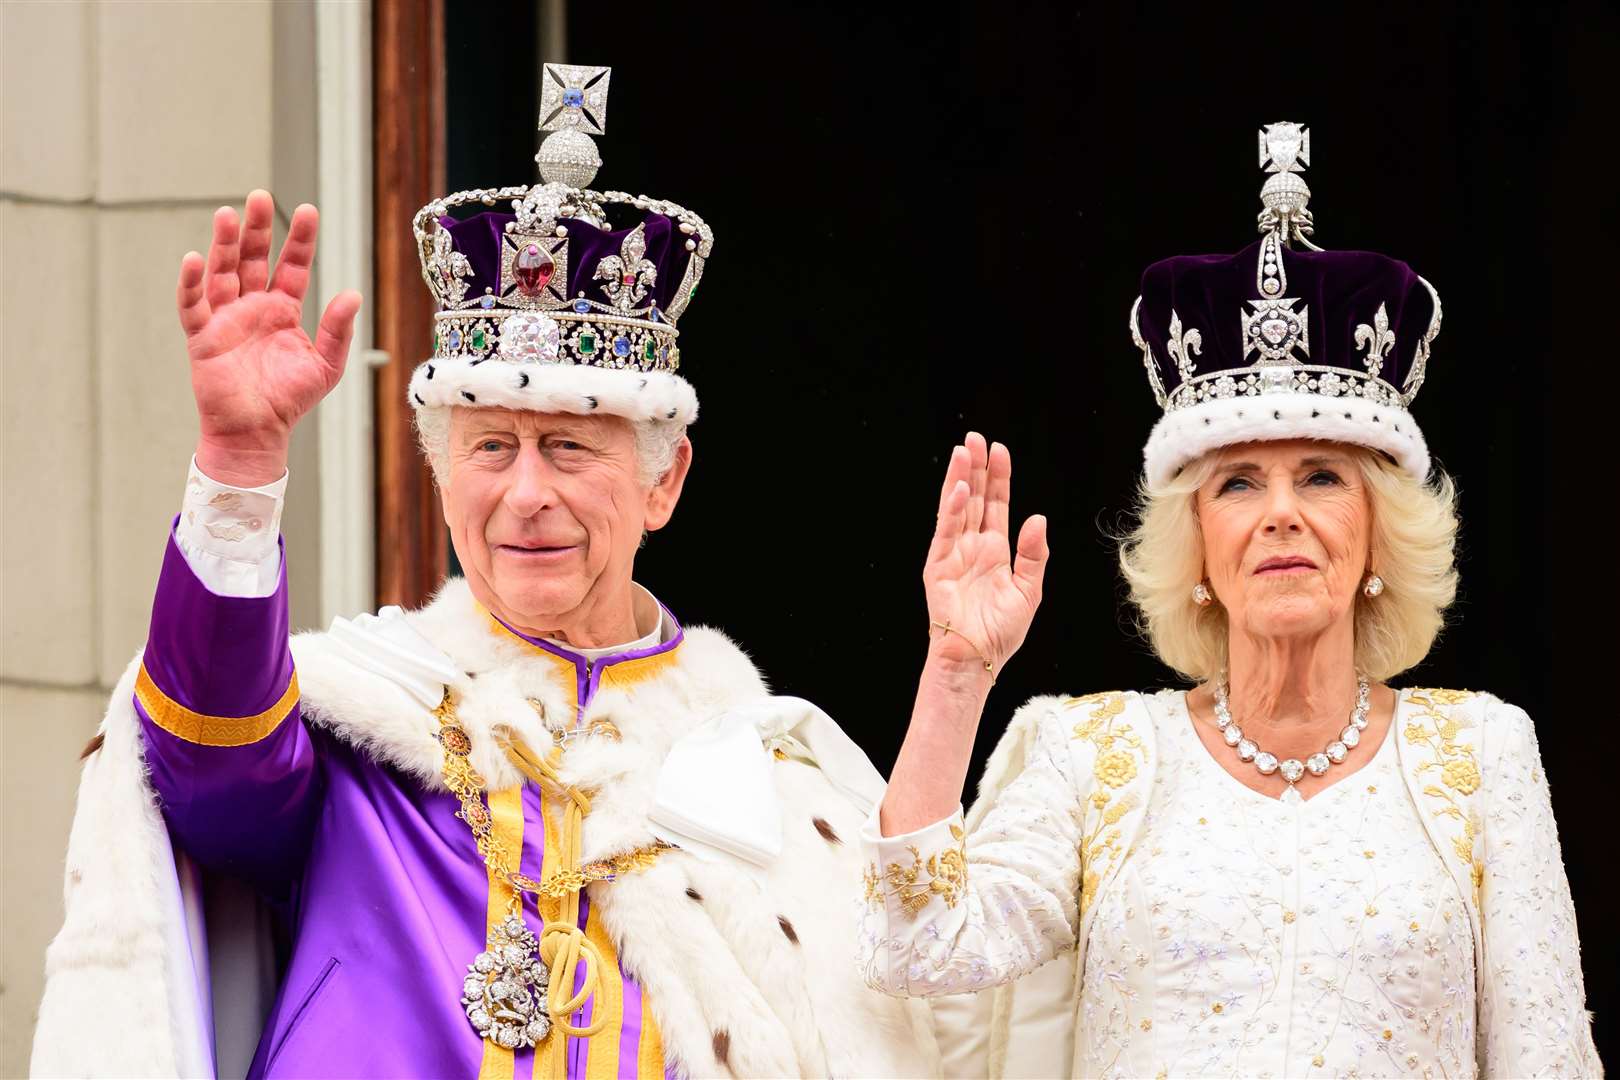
top-left (858, 124), bottom-right (1601, 1078)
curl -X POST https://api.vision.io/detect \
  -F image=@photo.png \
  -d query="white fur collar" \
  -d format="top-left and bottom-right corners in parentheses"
top-left (290, 577), bottom-right (770, 861)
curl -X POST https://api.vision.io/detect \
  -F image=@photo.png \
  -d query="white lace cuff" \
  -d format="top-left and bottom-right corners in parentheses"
top-left (175, 457), bottom-right (286, 597)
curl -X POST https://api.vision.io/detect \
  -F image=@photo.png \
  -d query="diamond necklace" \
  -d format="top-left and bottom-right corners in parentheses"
top-left (1212, 673), bottom-right (1371, 786)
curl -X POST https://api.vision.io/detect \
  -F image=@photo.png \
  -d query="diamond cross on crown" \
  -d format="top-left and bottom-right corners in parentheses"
top-left (1259, 122), bottom-right (1310, 174)
top-left (540, 63), bottom-right (611, 135)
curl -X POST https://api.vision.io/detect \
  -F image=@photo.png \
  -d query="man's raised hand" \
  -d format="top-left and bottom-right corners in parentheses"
top-left (177, 190), bottom-right (362, 486)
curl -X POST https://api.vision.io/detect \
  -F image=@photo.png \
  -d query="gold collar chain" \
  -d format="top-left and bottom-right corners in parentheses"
top-left (432, 688), bottom-right (670, 1056)
top-left (432, 689), bottom-right (670, 898)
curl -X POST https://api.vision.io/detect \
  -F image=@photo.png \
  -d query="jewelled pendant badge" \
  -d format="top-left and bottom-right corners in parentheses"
top-left (463, 916), bottom-right (553, 1050)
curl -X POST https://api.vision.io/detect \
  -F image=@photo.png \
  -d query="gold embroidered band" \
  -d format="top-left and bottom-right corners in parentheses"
top-left (135, 663), bottom-right (299, 747)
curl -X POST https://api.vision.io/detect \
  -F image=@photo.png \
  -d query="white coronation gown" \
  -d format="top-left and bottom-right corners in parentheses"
top-left (858, 688), bottom-right (1601, 1079)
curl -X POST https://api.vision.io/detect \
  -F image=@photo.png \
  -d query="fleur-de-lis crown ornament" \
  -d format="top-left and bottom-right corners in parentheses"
top-left (1128, 122), bottom-right (1445, 489)
top-left (408, 62), bottom-right (714, 427)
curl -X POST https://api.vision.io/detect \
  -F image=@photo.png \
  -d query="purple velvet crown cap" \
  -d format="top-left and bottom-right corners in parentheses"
top-left (1136, 240), bottom-right (1437, 401)
top-left (439, 209), bottom-right (693, 315)
top-left (1131, 122), bottom-right (1449, 487)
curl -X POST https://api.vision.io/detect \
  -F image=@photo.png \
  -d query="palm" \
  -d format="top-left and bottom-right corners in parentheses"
top-left (177, 191), bottom-right (361, 448)
top-left (924, 434), bottom-right (1049, 672)
top-left (190, 292), bottom-right (341, 439)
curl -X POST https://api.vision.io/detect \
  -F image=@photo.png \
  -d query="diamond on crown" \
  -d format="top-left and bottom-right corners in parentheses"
top-left (1242, 298), bottom-right (1309, 365)
top-left (497, 313), bottom-right (563, 363)
top-left (1260, 122), bottom-right (1310, 174)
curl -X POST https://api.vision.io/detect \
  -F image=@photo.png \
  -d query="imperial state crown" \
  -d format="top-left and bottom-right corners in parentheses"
top-left (408, 62), bottom-right (712, 425)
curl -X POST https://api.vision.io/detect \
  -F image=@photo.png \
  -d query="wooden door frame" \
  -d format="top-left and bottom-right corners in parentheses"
top-left (372, 0), bottom-right (447, 608)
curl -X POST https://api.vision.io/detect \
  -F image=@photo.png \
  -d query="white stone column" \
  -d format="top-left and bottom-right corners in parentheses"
top-left (0, 3), bottom-right (372, 1071)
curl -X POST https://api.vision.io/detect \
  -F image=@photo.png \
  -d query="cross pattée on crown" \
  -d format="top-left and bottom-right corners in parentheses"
top-left (534, 63), bottom-right (612, 189)
top-left (540, 63), bottom-right (611, 135)
top-left (1259, 122), bottom-right (1310, 174)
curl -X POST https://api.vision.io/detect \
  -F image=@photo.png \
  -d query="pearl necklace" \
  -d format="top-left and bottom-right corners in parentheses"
top-left (1213, 674), bottom-right (1371, 786)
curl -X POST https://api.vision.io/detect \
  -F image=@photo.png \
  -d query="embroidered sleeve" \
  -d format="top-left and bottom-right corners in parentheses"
top-left (857, 704), bottom-right (1085, 997)
top-left (1475, 698), bottom-right (1602, 1077)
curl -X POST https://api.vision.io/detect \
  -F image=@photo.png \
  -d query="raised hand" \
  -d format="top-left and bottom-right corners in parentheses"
top-left (923, 432), bottom-right (1049, 678)
top-left (879, 433), bottom-right (1051, 835)
top-left (177, 190), bottom-right (362, 486)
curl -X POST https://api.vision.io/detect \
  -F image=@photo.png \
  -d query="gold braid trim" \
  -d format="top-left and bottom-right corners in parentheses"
top-left (136, 663), bottom-right (300, 747)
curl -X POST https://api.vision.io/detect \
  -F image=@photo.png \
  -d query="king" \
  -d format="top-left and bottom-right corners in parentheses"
top-left (34, 63), bottom-right (935, 1079)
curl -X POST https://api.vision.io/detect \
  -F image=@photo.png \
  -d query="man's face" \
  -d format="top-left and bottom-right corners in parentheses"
top-left (441, 407), bottom-right (689, 634)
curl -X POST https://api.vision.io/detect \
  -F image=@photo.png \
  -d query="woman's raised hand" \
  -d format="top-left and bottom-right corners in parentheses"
top-left (177, 190), bottom-right (362, 486)
top-left (923, 432), bottom-right (1049, 678)
top-left (880, 433), bottom-right (1050, 834)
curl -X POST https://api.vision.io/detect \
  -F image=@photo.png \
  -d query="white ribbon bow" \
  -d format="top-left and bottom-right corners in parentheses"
top-left (649, 696), bottom-right (886, 869)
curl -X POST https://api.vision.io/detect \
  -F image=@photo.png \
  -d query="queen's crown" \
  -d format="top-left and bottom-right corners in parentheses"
top-left (413, 63), bottom-right (712, 373)
top-left (1131, 122), bottom-right (1441, 414)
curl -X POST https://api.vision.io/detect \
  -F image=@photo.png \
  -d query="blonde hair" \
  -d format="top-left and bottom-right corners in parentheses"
top-left (1117, 445), bottom-right (1459, 681)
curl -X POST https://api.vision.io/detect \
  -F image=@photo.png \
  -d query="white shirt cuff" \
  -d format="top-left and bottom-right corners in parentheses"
top-left (175, 457), bottom-right (286, 598)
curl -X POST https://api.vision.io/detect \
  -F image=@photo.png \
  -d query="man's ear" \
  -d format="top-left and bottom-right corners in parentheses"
top-left (643, 436), bottom-right (693, 532)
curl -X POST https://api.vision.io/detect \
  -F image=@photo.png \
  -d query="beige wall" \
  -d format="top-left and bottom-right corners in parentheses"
top-left (0, 3), bottom-right (356, 1072)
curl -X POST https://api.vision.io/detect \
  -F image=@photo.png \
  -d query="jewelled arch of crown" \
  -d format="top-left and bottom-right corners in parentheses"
top-left (412, 62), bottom-right (715, 375)
top-left (1128, 122), bottom-right (1442, 412)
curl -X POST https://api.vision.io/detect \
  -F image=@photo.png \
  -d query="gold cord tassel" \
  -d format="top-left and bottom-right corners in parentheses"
top-left (496, 730), bottom-right (608, 1058)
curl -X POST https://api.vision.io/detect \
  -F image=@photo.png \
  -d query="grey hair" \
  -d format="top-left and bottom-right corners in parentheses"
top-left (414, 405), bottom-right (686, 487)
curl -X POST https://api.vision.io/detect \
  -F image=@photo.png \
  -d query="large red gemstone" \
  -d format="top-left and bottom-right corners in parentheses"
top-left (514, 244), bottom-right (554, 295)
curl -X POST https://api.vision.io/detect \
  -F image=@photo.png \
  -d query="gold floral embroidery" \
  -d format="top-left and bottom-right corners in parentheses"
top-left (1402, 688), bottom-right (1484, 903)
top-left (874, 824), bottom-right (968, 919)
top-left (1441, 758), bottom-right (1480, 795)
top-left (1095, 749), bottom-right (1138, 788)
top-left (862, 863), bottom-right (882, 910)
top-left (1065, 691), bottom-right (1147, 915)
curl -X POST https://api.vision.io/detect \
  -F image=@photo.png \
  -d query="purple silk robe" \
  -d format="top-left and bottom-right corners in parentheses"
top-left (135, 532), bottom-right (676, 1078)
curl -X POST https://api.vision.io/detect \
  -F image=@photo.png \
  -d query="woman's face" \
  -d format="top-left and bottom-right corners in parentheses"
top-left (1195, 440), bottom-right (1372, 645)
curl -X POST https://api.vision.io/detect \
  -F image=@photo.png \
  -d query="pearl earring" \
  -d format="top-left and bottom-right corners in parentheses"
top-left (1362, 573), bottom-right (1385, 598)
top-left (1192, 581), bottom-right (1214, 606)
